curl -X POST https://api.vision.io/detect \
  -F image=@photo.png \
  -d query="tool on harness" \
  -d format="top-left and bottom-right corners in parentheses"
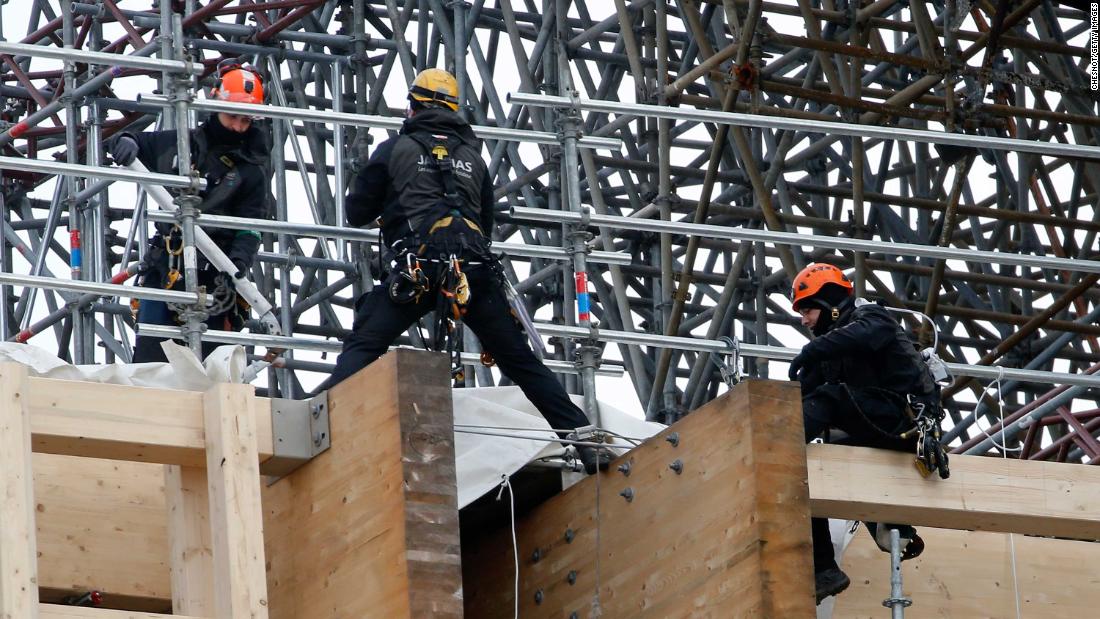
top-left (501, 273), bottom-right (547, 358)
top-left (164, 228), bottom-right (183, 290)
top-left (853, 299), bottom-right (953, 479)
top-left (902, 395), bottom-right (950, 479)
top-left (387, 252), bottom-right (431, 304)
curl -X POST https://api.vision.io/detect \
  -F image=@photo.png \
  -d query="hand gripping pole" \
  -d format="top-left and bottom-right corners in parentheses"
top-left (127, 160), bottom-right (284, 344)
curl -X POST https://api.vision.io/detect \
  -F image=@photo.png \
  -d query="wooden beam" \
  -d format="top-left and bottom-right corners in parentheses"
top-left (0, 363), bottom-right (40, 619)
top-left (463, 380), bottom-right (816, 618)
top-left (807, 443), bottom-right (1100, 539)
top-left (164, 466), bottom-right (213, 615)
top-left (39, 605), bottom-right (201, 619)
top-left (27, 377), bottom-right (274, 466)
top-left (262, 349), bottom-right (462, 619)
top-left (833, 526), bottom-right (1100, 617)
top-left (203, 383), bottom-right (268, 618)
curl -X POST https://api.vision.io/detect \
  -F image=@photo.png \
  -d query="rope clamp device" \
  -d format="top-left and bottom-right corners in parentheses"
top-left (711, 336), bottom-right (742, 387)
top-left (906, 396), bottom-right (950, 479)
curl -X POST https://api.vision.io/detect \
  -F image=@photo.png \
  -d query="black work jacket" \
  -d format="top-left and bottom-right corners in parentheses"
top-left (799, 298), bottom-right (928, 398)
top-left (120, 119), bottom-right (273, 267)
top-left (345, 108), bottom-right (494, 248)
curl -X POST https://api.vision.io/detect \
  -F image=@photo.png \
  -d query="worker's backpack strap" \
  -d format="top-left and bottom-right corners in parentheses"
top-left (398, 132), bottom-right (492, 262)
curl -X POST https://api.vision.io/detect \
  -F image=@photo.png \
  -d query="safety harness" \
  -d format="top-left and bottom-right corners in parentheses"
top-left (827, 301), bottom-right (952, 480)
top-left (385, 132), bottom-right (495, 380)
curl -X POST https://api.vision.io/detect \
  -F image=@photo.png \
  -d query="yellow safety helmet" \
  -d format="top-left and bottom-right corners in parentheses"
top-left (408, 68), bottom-right (460, 112)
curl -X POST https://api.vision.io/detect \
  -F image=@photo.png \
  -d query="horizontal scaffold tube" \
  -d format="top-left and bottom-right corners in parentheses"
top-left (143, 211), bottom-right (632, 266)
top-left (139, 320), bottom-right (1100, 390)
top-left (138, 94), bottom-right (623, 151)
top-left (0, 155), bottom-right (204, 189)
top-left (0, 41), bottom-right (203, 75)
top-left (510, 206), bottom-right (1100, 275)
top-left (0, 272), bottom-right (206, 305)
top-left (509, 92), bottom-right (1100, 161)
top-left (135, 324), bottom-right (624, 377)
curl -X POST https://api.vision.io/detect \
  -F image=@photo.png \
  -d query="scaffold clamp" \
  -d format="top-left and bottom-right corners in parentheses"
top-left (712, 336), bottom-right (742, 387)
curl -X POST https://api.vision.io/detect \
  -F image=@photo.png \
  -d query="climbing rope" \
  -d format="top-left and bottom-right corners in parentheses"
top-left (495, 475), bottom-right (518, 619)
top-left (973, 366), bottom-right (1023, 453)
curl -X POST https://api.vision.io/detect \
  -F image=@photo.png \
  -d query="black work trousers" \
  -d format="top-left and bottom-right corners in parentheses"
top-left (328, 264), bottom-right (590, 433)
top-left (803, 383), bottom-right (915, 573)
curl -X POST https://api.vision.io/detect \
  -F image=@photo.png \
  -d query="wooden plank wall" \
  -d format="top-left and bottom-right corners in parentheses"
top-left (462, 379), bottom-right (816, 619)
top-left (832, 526), bottom-right (1100, 618)
top-left (35, 454), bottom-right (171, 611)
top-left (262, 348), bottom-right (463, 619)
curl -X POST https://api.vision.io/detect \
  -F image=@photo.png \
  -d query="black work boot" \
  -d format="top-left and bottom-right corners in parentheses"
top-left (815, 567), bottom-right (851, 604)
top-left (576, 445), bottom-right (612, 474)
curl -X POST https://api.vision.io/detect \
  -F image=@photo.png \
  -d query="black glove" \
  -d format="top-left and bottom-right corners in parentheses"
top-left (108, 135), bottom-right (139, 166)
top-left (231, 258), bottom-right (248, 279)
top-left (788, 352), bottom-right (810, 382)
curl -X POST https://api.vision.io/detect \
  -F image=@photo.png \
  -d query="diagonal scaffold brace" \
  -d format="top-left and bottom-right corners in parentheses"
top-left (127, 160), bottom-right (285, 373)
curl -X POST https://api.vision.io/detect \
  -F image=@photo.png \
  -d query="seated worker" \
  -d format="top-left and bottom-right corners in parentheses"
top-left (106, 64), bottom-right (273, 362)
top-left (323, 68), bottom-right (611, 474)
top-left (787, 263), bottom-right (930, 604)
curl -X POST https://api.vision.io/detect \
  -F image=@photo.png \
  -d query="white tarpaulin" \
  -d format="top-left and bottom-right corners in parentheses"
top-left (1, 342), bottom-right (664, 508)
top-left (453, 386), bottom-right (665, 508)
top-left (0, 340), bottom-right (244, 389)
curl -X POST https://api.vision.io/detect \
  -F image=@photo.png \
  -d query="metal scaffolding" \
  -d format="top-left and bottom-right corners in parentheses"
top-left (1, 0), bottom-right (1099, 464)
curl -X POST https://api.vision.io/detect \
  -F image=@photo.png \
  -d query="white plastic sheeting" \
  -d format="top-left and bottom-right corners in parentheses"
top-left (453, 386), bottom-right (665, 508)
top-left (0, 340), bottom-right (244, 389)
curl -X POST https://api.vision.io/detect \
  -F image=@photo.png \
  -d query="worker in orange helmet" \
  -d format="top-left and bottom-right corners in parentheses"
top-left (788, 262), bottom-right (929, 604)
top-left (106, 62), bottom-right (273, 362)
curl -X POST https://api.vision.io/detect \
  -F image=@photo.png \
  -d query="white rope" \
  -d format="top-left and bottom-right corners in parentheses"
top-left (495, 475), bottom-right (519, 619)
top-left (973, 365), bottom-right (1023, 453)
top-left (982, 367), bottom-right (1024, 619)
top-left (996, 366), bottom-right (1023, 619)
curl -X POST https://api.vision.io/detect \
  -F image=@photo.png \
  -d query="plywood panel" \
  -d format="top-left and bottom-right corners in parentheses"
top-left (262, 348), bottom-right (461, 619)
top-left (833, 526), bottom-right (1100, 618)
top-left (807, 444), bottom-right (1100, 539)
top-left (463, 379), bottom-right (816, 619)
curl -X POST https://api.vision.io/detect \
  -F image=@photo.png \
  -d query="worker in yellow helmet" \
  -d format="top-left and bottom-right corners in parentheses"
top-left (407, 67), bottom-right (461, 113)
top-left (324, 68), bottom-right (611, 474)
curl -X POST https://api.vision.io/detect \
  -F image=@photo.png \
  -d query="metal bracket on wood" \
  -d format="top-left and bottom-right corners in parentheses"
top-left (261, 391), bottom-right (332, 478)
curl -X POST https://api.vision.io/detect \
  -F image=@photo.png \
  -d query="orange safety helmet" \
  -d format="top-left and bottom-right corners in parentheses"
top-left (211, 64), bottom-right (264, 105)
top-left (791, 263), bottom-right (853, 311)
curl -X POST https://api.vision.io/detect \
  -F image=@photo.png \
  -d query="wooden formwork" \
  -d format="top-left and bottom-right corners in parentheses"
top-left (0, 362), bottom-right (268, 619)
top-left (462, 379), bottom-right (818, 618)
top-left (14, 362), bottom-right (1100, 618)
top-left (19, 348), bottom-right (459, 619)
top-left (262, 348), bottom-right (462, 619)
top-left (833, 526), bottom-right (1100, 618)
